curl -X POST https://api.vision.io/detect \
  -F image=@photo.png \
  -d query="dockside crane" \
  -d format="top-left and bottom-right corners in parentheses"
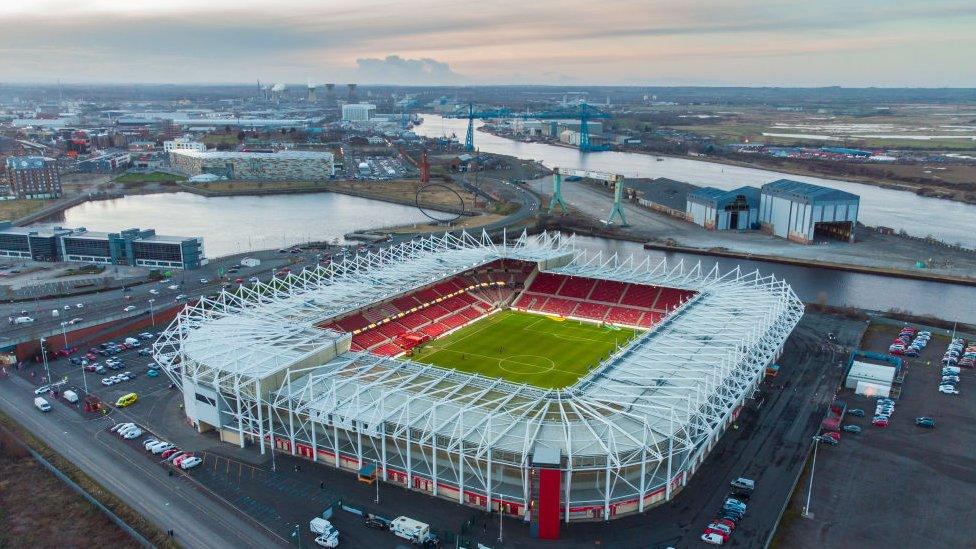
top-left (550, 167), bottom-right (628, 226)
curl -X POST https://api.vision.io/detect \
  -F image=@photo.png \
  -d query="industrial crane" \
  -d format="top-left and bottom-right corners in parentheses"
top-left (450, 103), bottom-right (511, 151)
top-left (518, 101), bottom-right (612, 152)
top-left (449, 100), bottom-right (611, 152)
top-left (550, 167), bottom-right (628, 226)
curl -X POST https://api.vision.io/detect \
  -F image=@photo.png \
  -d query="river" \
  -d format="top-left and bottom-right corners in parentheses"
top-left (414, 114), bottom-right (976, 249)
top-left (38, 191), bottom-right (434, 258)
top-left (570, 235), bottom-right (976, 324)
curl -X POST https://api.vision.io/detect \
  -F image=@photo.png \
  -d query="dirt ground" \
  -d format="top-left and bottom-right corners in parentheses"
top-left (0, 433), bottom-right (138, 548)
top-left (0, 198), bottom-right (54, 221)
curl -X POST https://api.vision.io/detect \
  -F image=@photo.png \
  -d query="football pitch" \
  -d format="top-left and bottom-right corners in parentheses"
top-left (408, 310), bottom-right (639, 389)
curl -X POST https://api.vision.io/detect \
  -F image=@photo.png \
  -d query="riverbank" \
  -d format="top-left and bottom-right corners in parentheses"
top-left (642, 241), bottom-right (976, 287)
top-left (178, 179), bottom-right (482, 215)
top-left (478, 126), bottom-right (976, 206)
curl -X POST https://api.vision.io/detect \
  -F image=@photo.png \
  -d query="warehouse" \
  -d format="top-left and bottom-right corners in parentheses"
top-left (686, 186), bottom-right (760, 230)
top-left (758, 179), bottom-right (859, 244)
top-left (170, 150), bottom-right (335, 181)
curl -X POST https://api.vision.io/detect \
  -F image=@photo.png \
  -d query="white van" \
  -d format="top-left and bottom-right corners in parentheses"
top-left (390, 516), bottom-right (430, 544)
top-left (34, 397), bottom-right (52, 412)
top-left (13, 316), bottom-right (34, 325)
top-left (124, 337), bottom-right (141, 347)
top-left (63, 390), bottom-right (79, 403)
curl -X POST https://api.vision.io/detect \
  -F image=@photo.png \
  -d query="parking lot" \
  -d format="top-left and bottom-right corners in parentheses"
top-left (776, 321), bottom-right (976, 548)
top-left (13, 310), bottom-right (871, 548)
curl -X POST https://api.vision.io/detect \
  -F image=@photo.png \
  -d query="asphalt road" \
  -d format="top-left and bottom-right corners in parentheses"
top-left (1, 248), bottom-right (331, 347)
top-left (0, 372), bottom-right (286, 548)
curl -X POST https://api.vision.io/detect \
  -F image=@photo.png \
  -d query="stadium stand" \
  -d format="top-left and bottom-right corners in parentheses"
top-left (514, 272), bottom-right (695, 328)
top-left (320, 259), bottom-right (692, 357)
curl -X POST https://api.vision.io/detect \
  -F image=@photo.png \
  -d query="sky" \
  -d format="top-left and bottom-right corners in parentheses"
top-left (1, 0), bottom-right (975, 86)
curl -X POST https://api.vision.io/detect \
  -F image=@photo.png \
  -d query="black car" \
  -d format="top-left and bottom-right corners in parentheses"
top-left (69, 357), bottom-right (82, 365)
top-left (363, 515), bottom-right (389, 530)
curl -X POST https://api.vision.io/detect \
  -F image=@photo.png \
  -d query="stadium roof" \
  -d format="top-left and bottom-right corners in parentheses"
top-left (761, 178), bottom-right (859, 203)
top-left (156, 230), bottom-right (803, 469)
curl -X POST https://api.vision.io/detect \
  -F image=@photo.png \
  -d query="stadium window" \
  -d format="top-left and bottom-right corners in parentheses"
top-left (194, 393), bottom-right (217, 406)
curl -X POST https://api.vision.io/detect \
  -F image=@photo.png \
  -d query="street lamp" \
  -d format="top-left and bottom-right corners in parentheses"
top-left (803, 435), bottom-right (820, 518)
top-left (60, 321), bottom-right (69, 348)
top-left (291, 524), bottom-right (301, 548)
top-left (39, 337), bottom-right (51, 385)
top-left (148, 298), bottom-right (156, 327)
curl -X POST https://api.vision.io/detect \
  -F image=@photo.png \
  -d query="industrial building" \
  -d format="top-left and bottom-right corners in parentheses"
top-left (341, 103), bottom-right (376, 122)
top-left (0, 223), bottom-right (204, 269)
top-left (844, 351), bottom-right (902, 398)
top-left (76, 152), bottom-right (132, 174)
top-left (170, 150), bottom-right (335, 181)
top-left (154, 231), bottom-right (802, 534)
top-left (686, 186), bottom-right (760, 230)
top-left (758, 179), bottom-right (859, 243)
top-left (4, 156), bottom-right (62, 198)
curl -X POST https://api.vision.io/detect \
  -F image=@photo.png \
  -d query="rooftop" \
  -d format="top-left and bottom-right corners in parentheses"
top-left (762, 178), bottom-right (859, 203)
top-left (170, 150), bottom-right (334, 160)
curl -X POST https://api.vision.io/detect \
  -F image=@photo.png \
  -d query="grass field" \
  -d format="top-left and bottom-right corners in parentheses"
top-left (409, 310), bottom-right (638, 389)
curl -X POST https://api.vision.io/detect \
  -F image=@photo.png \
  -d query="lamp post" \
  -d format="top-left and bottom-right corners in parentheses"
top-left (60, 321), bottom-right (69, 347)
top-left (39, 337), bottom-right (51, 385)
top-left (291, 523), bottom-right (301, 548)
top-left (375, 459), bottom-right (380, 504)
top-left (148, 298), bottom-right (156, 326)
top-left (802, 435), bottom-right (820, 518)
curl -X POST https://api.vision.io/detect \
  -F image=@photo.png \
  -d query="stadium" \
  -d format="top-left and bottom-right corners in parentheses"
top-left (154, 231), bottom-right (803, 532)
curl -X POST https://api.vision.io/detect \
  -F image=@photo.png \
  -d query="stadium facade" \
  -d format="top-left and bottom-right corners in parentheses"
top-left (154, 231), bottom-right (803, 531)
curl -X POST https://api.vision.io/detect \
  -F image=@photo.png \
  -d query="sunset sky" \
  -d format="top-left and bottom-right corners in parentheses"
top-left (2, 0), bottom-right (974, 86)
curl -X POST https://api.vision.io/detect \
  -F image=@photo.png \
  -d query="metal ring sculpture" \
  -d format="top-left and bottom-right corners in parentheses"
top-left (415, 183), bottom-right (465, 223)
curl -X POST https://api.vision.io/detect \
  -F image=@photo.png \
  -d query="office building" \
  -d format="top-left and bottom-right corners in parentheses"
top-left (4, 156), bottom-right (62, 198)
top-left (0, 223), bottom-right (204, 269)
top-left (163, 137), bottom-right (206, 152)
top-left (170, 150), bottom-right (334, 181)
top-left (341, 103), bottom-right (376, 122)
top-left (0, 223), bottom-right (72, 260)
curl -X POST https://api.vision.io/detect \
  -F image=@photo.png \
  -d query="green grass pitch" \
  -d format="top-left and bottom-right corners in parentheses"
top-left (408, 310), bottom-right (639, 389)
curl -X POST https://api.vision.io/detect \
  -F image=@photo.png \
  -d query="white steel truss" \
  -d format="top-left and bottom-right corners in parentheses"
top-left (154, 230), bottom-right (804, 520)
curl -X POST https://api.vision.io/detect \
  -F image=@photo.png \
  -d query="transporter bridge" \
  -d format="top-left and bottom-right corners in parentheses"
top-left (451, 103), bottom-right (512, 151)
top-left (551, 167), bottom-right (628, 226)
top-left (518, 101), bottom-right (612, 152)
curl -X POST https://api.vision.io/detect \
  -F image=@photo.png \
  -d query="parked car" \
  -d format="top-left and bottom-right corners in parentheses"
top-left (915, 417), bottom-right (936, 428)
top-left (180, 457), bottom-right (203, 469)
top-left (938, 386), bottom-right (960, 395)
top-left (847, 408), bottom-right (865, 417)
top-left (842, 425), bottom-right (862, 433)
top-left (122, 427), bottom-right (143, 439)
top-left (701, 532), bottom-right (726, 545)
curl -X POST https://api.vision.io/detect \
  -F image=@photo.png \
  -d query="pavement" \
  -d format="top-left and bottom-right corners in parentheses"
top-left (0, 371), bottom-right (285, 548)
top-left (0, 247), bottom-right (335, 349)
top-left (526, 176), bottom-right (976, 280)
top-left (775, 323), bottom-right (976, 548)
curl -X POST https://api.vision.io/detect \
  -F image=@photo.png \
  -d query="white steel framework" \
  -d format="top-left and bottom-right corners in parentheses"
top-left (154, 230), bottom-right (803, 522)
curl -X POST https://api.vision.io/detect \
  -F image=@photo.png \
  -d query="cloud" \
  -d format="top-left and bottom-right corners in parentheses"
top-left (354, 55), bottom-right (467, 85)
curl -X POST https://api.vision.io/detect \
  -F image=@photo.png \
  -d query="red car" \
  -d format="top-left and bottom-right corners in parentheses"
top-left (161, 448), bottom-right (181, 459)
top-left (703, 527), bottom-right (730, 543)
top-left (822, 431), bottom-right (841, 441)
top-left (872, 417), bottom-right (889, 428)
top-left (712, 518), bottom-right (736, 532)
top-left (86, 353), bottom-right (98, 361)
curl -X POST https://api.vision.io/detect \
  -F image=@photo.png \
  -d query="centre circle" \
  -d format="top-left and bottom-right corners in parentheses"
top-left (498, 355), bottom-right (555, 375)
